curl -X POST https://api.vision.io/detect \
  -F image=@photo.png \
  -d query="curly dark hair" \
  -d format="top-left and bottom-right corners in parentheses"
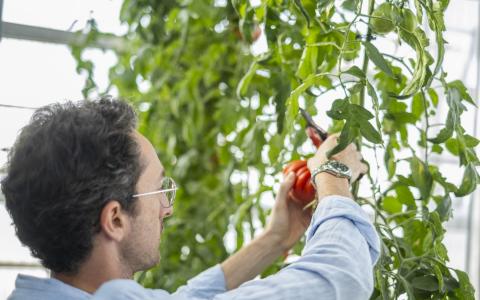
top-left (1, 97), bottom-right (143, 274)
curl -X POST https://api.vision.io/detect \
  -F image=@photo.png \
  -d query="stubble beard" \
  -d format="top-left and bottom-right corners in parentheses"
top-left (120, 220), bottom-right (161, 273)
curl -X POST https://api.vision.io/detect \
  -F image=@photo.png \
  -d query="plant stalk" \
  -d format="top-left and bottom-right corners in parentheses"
top-left (352, 0), bottom-right (376, 197)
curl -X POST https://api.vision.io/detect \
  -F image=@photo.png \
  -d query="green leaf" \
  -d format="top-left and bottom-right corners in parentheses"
top-left (428, 88), bottom-right (439, 107)
top-left (430, 145), bottom-right (442, 154)
top-left (366, 81), bottom-right (382, 131)
top-left (432, 265), bottom-right (445, 293)
top-left (395, 185), bottom-right (416, 207)
top-left (411, 93), bottom-right (425, 120)
top-left (414, 0), bottom-right (424, 23)
top-left (382, 196), bottom-right (402, 214)
top-left (385, 150), bottom-right (396, 179)
top-left (464, 134), bottom-right (480, 148)
top-left (239, 7), bottom-right (255, 43)
top-left (398, 29), bottom-right (430, 96)
top-left (435, 243), bottom-right (449, 261)
top-left (398, 275), bottom-right (416, 300)
top-left (431, 167), bottom-right (457, 193)
top-left (411, 275), bottom-right (440, 292)
top-left (341, 0), bottom-right (359, 11)
top-left (366, 81), bottom-right (379, 108)
top-left (344, 66), bottom-right (366, 79)
top-left (426, 19), bottom-right (445, 88)
top-left (293, 0), bottom-right (311, 27)
top-left (268, 135), bottom-right (283, 164)
top-left (288, 73), bottom-right (329, 104)
top-left (296, 29), bottom-right (320, 80)
top-left (271, 71), bottom-right (291, 133)
top-left (327, 98), bottom-right (350, 120)
top-left (430, 211), bottom-right (444, 238)
top-left (317, 0), bottom-right (335, 11)
top-left (296, 47), bottom-right (316, 80)
top-left (359, 120), bottom-right (383, 144)
top-left (428, 110), bottom-right (455, 143)
top-left (375, 269), bottom-right (390, 300)
top-left (410, 156), bottom-right (433, 201)
top-left (435, 194), bottom-right (453, 221)
top-left (364, 41), bottom-right (394, 78)
top-left (327, 121), bottom-right (356, 157)
top-left (454, 270), bottom-right (475, 299)
top-left (348, 82), bottom-right (364, 94)
top-left (455, 163), bottom-right (478, 197)
top-left (448, 80), bottom-right (475, 106)
top-left (445, 138), bottom-right (460, 156)
top-left (350, 104), bottom-right (374, 120)
top-left (237, 62), bottom-right (258, 98)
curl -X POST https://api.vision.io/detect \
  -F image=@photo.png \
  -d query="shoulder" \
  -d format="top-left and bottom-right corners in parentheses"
top-left (8, 274), bottom-right (91, 300)
top-left (93, 279), bottom-right (178, 300)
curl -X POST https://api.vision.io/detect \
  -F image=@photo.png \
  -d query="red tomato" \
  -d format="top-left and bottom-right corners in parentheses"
top-left (282, 123), bottom-right (327, 206)
top-left (282, 160), bottom-right (316, 205)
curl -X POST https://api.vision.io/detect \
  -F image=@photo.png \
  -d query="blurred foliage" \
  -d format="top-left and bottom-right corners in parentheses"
top-left (72, 0), bottom-right (478, 298)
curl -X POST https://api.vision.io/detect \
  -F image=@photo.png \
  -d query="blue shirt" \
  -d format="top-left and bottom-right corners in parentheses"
top-left (9, 196), bottom-right (380, 300)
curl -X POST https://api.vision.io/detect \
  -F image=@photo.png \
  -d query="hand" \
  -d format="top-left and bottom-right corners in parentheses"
top-left (307, 133), bottom-right (368, 183)
top-left (264, 172), bottom-right (312, 252)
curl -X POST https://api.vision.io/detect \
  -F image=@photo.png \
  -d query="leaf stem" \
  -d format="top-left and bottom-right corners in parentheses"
top-left (421, 90), bottom-right (430, 166)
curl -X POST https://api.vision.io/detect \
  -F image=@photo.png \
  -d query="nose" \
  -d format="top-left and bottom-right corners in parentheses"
top-left (161, 205), bottom-right (173, 218)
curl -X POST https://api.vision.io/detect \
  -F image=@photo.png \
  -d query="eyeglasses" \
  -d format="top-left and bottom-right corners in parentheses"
top-left (132, 177), bottom-right (177, 208)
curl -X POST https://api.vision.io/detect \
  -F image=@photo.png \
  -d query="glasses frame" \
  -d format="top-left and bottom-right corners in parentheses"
top-left (132, 176), bottom-right (177, 208)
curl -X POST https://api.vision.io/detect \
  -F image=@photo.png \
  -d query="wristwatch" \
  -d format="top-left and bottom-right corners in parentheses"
top-left (310, 160), bottom-right (352, 188)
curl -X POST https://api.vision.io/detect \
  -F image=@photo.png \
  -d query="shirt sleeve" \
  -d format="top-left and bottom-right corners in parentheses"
top-left (212, 195), bottom-right (381, 300)
top-left (92, 264), bottom-right (226, 300)
top-left (172, 264), bottom-right (227, 299)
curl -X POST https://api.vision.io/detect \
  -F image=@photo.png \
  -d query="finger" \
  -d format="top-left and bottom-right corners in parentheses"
top-left (321, 133), bottom-right (337, 145)
top-left (330, 132), bottom-right (340, 138)
top-left (278, 172), bottom-right (296, 202)
top-left (356, 151), bottom-right (363, 160)
top-left (360, 162), bottom-right (369, 174)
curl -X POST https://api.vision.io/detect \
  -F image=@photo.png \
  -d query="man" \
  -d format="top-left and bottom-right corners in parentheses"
top-left (2, 98), bottom-right (379, 299)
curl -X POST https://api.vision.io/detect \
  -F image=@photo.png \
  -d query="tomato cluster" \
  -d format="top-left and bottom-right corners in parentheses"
top-left (282, 160), bottom-right (316, 206)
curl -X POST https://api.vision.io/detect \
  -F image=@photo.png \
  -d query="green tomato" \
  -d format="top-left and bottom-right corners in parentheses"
top-left (371, 3), bottom-right (395, 35)
top-left (400, 8), bottom-right (417, 32)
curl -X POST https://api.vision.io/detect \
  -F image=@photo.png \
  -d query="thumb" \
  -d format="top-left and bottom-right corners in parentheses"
top-left (278, 172), bottom-right (296, 201)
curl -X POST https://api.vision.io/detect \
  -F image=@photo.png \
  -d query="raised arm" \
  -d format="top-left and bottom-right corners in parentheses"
top-left (212, 136), bottom-right (380, 300)
top-left (220, 170), bottom-right (310, 290)
top-left (213, 194), bottom-right (380, 300)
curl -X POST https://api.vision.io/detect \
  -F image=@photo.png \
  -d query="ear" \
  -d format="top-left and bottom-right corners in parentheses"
top-left (99, 201), bottom-right (131, 242)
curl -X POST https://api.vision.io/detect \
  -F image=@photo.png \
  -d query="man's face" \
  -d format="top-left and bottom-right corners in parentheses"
top-left (120, 131), bottom-right (173, 272)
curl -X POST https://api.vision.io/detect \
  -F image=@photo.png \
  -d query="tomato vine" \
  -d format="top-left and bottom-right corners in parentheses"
top-left (72, 0), bottom-right (477, 298)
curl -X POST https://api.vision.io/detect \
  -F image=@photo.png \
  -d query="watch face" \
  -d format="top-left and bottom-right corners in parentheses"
top-left (331, 161), bottom-right (349, 172)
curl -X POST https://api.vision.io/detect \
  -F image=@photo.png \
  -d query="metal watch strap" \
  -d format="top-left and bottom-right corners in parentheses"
top-left (310, 160), bottom-right (351, 188)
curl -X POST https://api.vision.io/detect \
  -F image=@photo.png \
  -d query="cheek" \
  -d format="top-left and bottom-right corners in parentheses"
top-left (141, 197), bottom-right (161, 217)
top-left (149, 201), bottom-right (163, 230)
top-left (135, 201), bottom-right (161, 233)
